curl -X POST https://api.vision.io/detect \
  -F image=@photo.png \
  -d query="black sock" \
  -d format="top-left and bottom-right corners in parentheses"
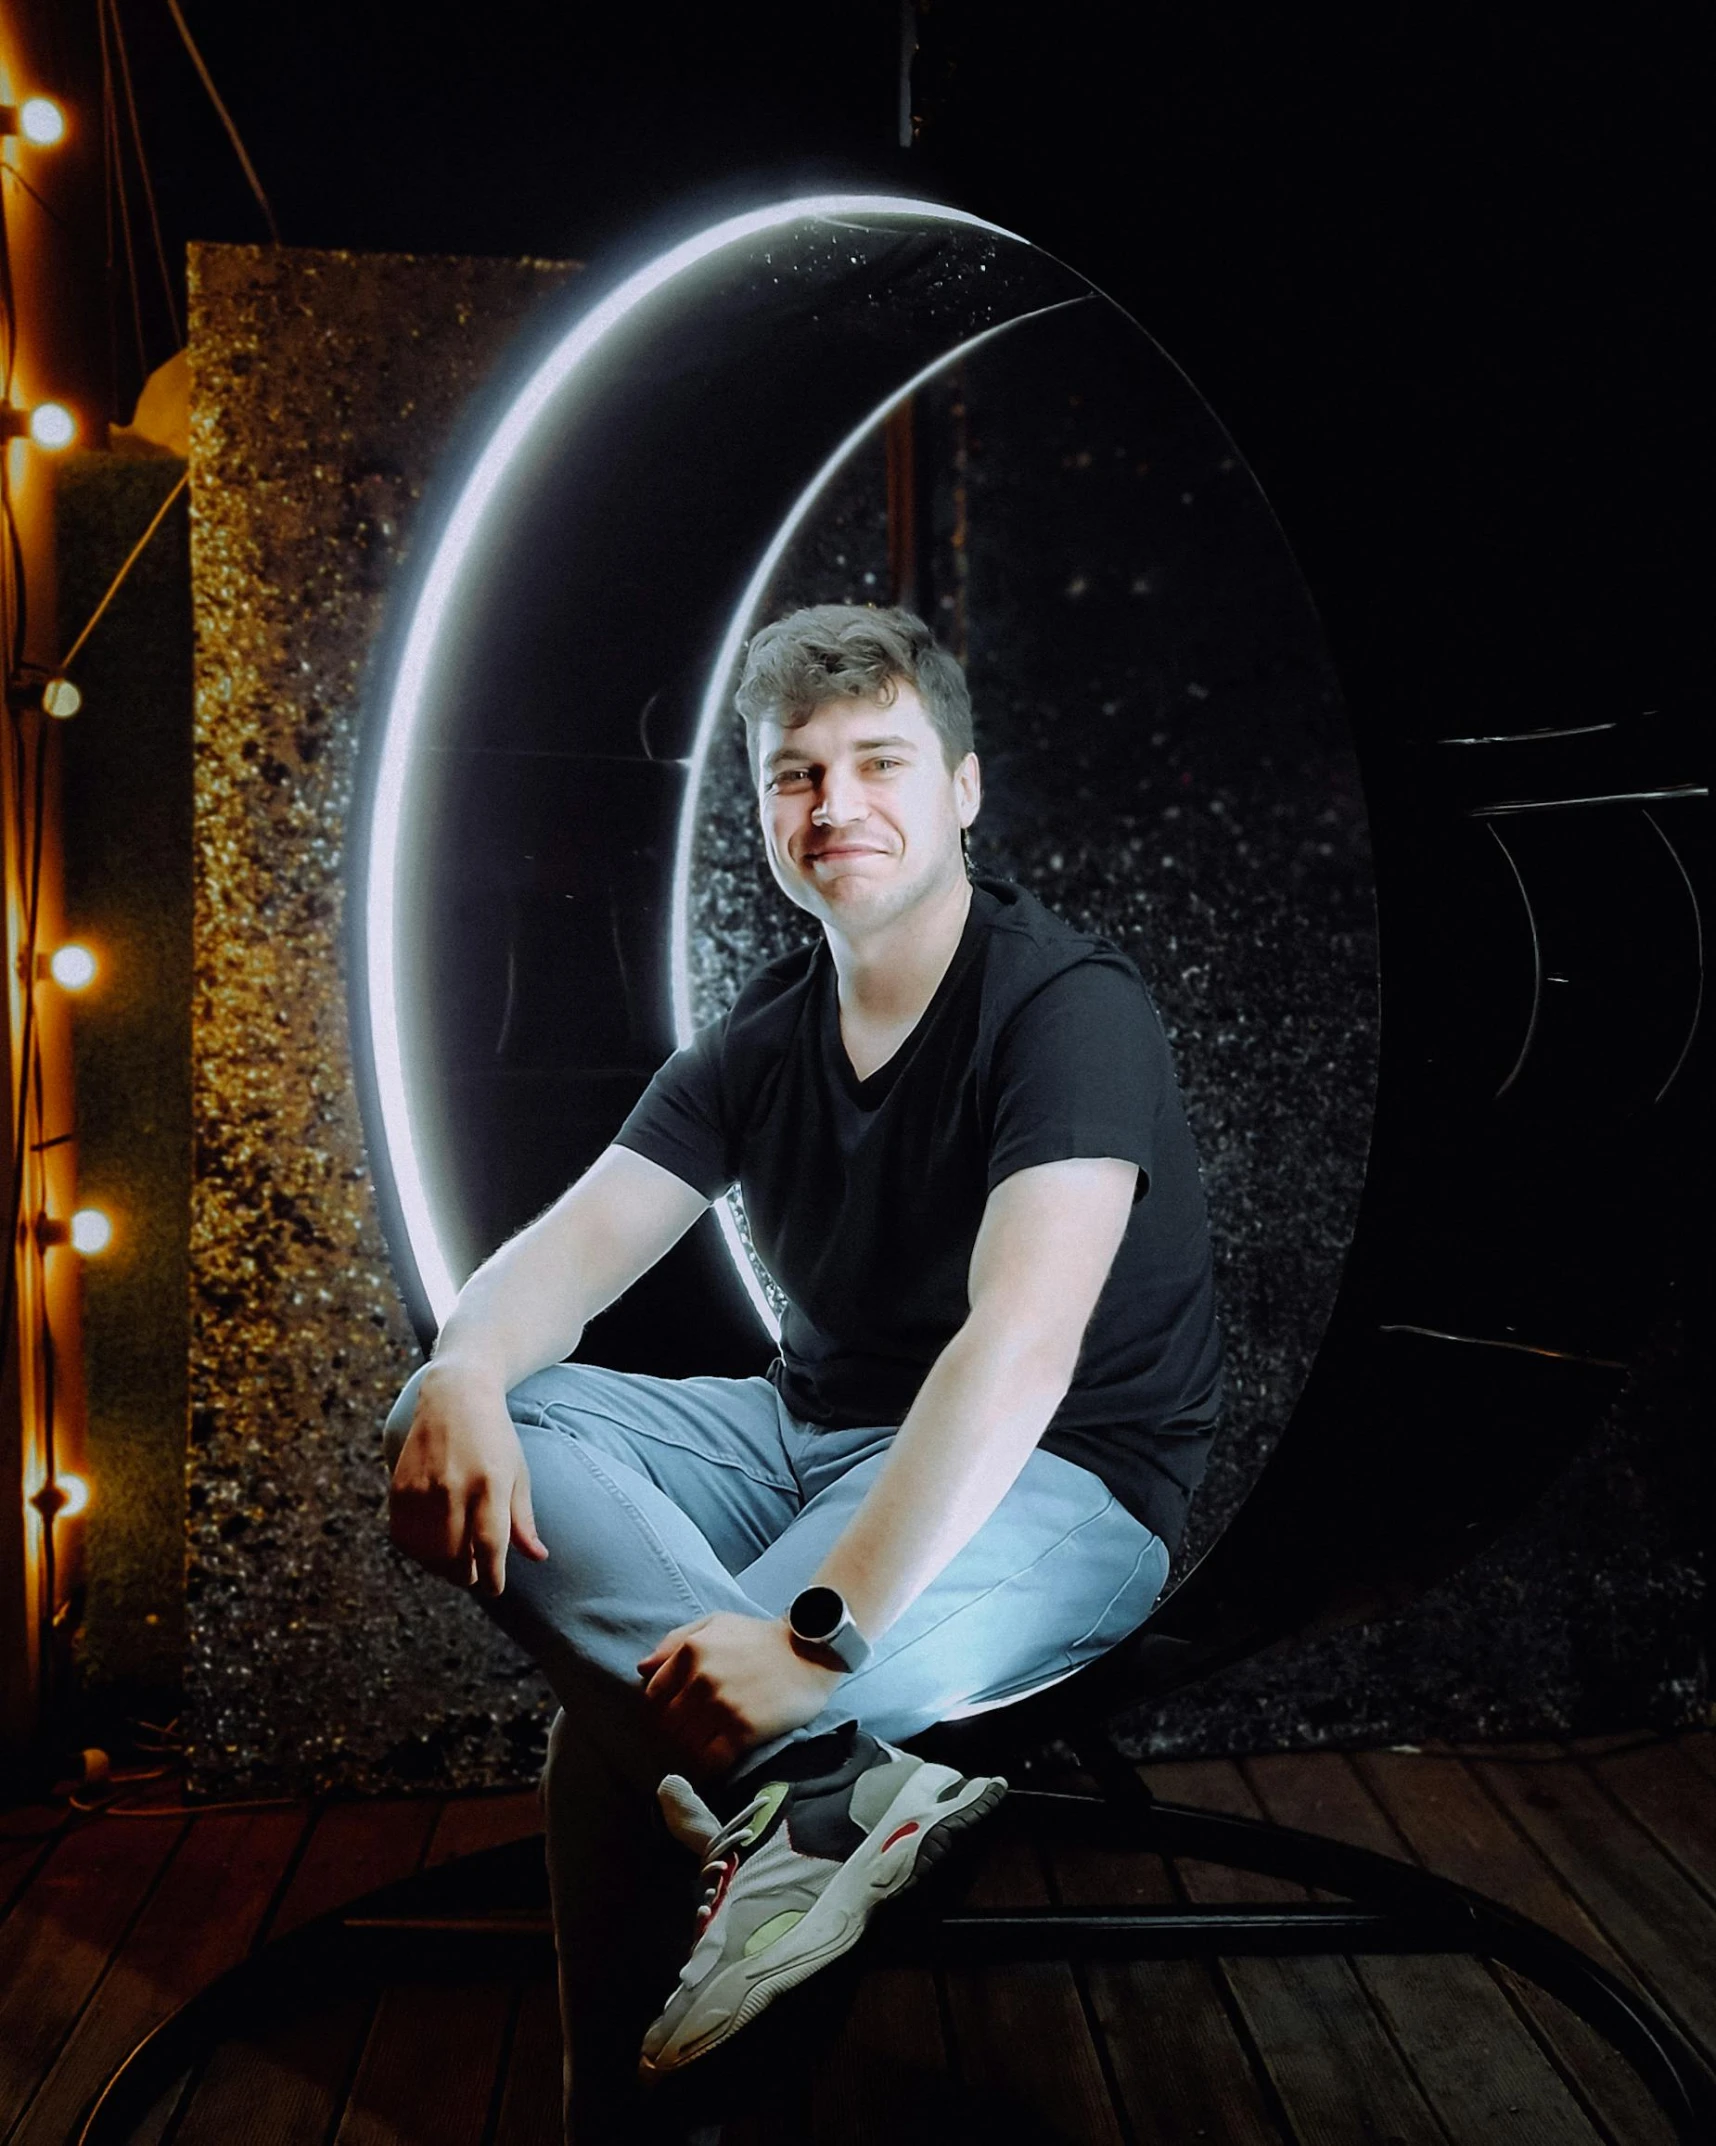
top-left (715, 1719), bottom-right (876, 1818)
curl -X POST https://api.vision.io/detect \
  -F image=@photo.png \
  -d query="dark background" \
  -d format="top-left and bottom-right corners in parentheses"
top-left (39, 1), bottom-right (1697, 733)
top-left (22, 2), bottom-right (1707, 1759)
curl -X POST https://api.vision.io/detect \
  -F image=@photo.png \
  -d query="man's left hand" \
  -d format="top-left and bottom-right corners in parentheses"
top-left (637, 1609), bottom-right (845, 1780)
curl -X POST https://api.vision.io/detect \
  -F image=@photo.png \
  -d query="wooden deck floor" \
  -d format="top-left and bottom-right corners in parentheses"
top-left (1, 1733), bottom-right (1712, 2145)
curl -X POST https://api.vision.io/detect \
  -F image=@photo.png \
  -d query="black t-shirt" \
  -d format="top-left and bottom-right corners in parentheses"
top-left (614, 874), bottom-right (1222, 1555)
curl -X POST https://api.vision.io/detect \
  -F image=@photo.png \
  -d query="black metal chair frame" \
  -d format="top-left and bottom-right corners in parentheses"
top-left (75, 1663), bottom-right (1716, 2146)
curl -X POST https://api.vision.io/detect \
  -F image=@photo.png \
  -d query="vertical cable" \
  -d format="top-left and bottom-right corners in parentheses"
top-left (109, 0), bottom-right (183, 348)
top-left (163, 0), bottom-right (281, 244)
top-left (97, 0), bottom-right (148, 384)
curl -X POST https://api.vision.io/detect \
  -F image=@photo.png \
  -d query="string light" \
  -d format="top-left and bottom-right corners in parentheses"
top-left (0, 402), bottom-right (77, 448)
top-left (4, 676), bottom-right (83, 717)
top-left (29, 403), bottom-right (75, 449)
top-left (37, 1209), bottom-right (114, 1254)
top-left (46, 944), bottom-right (98, 990)
top-left (29, 1474), bottom-right (89, 1522)
top-left (0, 98), bottom-right (67, 146)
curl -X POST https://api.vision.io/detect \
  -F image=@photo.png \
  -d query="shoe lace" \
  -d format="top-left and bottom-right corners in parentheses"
top-left (690, 1787), bottom-right (773, 1933)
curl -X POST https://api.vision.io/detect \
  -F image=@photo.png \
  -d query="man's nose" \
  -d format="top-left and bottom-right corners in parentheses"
top-left (812, 767), bottom-right (867, 824)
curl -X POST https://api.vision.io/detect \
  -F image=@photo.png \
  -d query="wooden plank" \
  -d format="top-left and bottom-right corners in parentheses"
top-left (491, 1980), bottom-right (564, 2146)
top-left (939, 1809), bottom-right (1129, 2144)
top-left (1584, 1740), bottom-right (1716, 1906)
top-left (0, 1811), bottom-right (187, 2134)
top-left (333, 1978), bottom-right (514, 2146)
top-left (171, 1992), bottom-right (379, 2146)
top-left (424, 1790), bottom-right (543, 1868)
top-left (1675, 1733), bottom-right (1716, 1786)
top-left (0, 1802), bottom-right (65, 1919)
top-left (1038, 1770), bottom-right (1287, 2145)
top-left (9, 1805), bottom-right (310, 2146)
top-left (119, 2070), bottom-right (192, 2146)
top-left (1142, 1757), bottom-right (1447, 2146)
top-left (1354, 1747), bottom-right (1680, 2146)
top-left (172, 1794), bottom-right (443, 2145)
top-left (1472, 1746), bottom-right (1716, 2067)
top-left (268, 1794), bottom-right (444, 1935)
top-left (807, 1963), bottom-right (960, 2145)
top-left (1246, 1752), bottom-right (1604, 2146)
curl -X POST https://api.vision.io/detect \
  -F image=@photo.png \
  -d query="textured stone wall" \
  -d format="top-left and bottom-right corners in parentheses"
top-left (184, 247), bottom-right (580, 1792)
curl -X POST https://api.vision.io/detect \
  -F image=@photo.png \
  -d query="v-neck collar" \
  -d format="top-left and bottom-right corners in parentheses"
top-left (820, 883), bottom-right (995, 1108)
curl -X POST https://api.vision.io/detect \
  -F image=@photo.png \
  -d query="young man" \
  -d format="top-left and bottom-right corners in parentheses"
top-left (383, 605), bottom-right (1222, 2142)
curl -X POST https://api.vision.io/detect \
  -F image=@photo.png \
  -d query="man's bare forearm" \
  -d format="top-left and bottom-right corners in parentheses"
top-left (428, 1229), bottom-right (589, 1391)
top-left (420, 1147), bottom-right (711, 1399)
top-left (806, 1313), bottom-right (1075, 1643)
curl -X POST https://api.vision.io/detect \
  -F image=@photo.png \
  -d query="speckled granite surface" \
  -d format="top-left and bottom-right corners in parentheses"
top-left (185, 247), bottom-right (580, 1792)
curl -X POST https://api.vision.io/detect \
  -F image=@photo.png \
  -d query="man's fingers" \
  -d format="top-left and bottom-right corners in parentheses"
top-left (658, 1688), bottom-right (750, 1781)
top-left (469, 1483), bottom-right (509, 1597)
top-left (643, 1645), bottom-right (697, 1706)
top-left (510, 1475), bottom-right (550, 1562)
top-left (390, 1502), bottom-right (477, 1582)
top-left (404, 1548), bottom-right (477, 1587)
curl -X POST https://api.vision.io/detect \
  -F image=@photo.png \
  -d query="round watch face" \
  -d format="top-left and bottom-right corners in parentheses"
top-left (791, 1585), bottom-right (845, 1643)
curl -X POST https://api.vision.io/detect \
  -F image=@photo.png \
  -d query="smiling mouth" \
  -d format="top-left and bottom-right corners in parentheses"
top-left (806, 845), bottom-right (890, 861)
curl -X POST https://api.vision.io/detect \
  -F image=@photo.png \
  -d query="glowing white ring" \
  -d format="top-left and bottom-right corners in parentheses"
top-left (367, 193), bottom-right (1035, 1326)
top-left (670, 297), bottom-right (1090, 1338)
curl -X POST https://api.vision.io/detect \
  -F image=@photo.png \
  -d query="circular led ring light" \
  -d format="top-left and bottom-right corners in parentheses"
top-left (362, 192), bottom-right (1091, 1330)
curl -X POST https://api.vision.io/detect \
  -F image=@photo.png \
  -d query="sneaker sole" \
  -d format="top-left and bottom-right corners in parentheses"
top-left (638, 1769), bottom-right (1007, 2077)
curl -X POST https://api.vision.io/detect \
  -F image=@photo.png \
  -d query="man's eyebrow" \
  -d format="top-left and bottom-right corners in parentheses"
top-left (764, 734), bottom-right (918, 770)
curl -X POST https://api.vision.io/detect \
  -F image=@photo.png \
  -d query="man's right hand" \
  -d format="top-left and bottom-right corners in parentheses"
top-left (387, 1361), bottom-right (551, 1597)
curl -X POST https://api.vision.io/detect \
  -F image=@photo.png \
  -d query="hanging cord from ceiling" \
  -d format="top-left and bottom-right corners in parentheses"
top-left (55, 466), bottom-right (189, 676)
top-left (162, 0), bottom-right (282, 245)
top-left (106, 0), bottom-right (182, 348)
top-left (96, 0), bottom-right (148, 386)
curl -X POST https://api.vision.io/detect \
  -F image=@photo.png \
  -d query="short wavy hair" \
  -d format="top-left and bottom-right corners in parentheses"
top-left (734, 604), bottom-right (974, 781)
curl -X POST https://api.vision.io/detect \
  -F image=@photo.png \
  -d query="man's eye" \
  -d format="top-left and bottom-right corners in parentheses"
top-left (771, 770), bottom-right (810, 788)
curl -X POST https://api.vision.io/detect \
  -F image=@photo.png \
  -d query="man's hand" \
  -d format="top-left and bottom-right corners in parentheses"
top-left (388, 1362), bottom-right (550, 1597)
top-left (637, 1610), bottom-right (845, 1780)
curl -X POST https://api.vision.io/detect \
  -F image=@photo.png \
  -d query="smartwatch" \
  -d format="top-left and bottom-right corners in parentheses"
top-left (786, 1584), bottom-right (872, 1672)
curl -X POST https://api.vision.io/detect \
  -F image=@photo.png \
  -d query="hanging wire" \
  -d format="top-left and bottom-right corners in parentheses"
top-left (163, 0), bottom-right (282, 244)
top-left (108, 0), bottom-right (184, 348)
top-left (56, 467), bottom-right (189, 674)
top-left (0, 675), bottom-right (53, 1402)
top-left (97, 0), bottom-right (149, 386)
top-left (0, 159), bottom-right (73, 233)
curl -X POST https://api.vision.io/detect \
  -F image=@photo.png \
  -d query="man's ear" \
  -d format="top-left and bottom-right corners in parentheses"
top-left (957, 751), bottom-right (982, 827)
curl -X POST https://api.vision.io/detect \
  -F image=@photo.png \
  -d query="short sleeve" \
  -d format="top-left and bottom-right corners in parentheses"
top-left (612, 1016), bottom-right (735, 1199)
top-left (987, 958), bottom-right (1166, 1200)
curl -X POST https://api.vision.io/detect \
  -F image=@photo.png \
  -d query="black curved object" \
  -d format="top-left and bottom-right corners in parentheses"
top-left (77, 1714), bottom-right (1716, 2145)
top-left (305, 189), bottom-right (1713, 2146)
top-left (350, 190), bottom-right (1708, 1746)
top-left (1106, 705), bottom-right (1709, 1709)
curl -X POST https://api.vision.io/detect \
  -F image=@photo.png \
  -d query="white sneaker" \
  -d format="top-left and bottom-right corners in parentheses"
top-left (639, 1723), bottom-right (1006, 2079)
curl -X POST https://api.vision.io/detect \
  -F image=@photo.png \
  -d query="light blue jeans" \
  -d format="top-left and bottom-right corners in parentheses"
top-left (383, 1359), bottom-right (1167, 2143)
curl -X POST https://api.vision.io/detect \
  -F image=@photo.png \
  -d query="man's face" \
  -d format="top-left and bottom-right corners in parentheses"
top-left (756, 683), bottom-right (981, 936)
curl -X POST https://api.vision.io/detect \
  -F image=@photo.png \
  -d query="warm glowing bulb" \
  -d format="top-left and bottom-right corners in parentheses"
top-left (70, 1208), bottom-right (111, 1254)
top-left (43, 676), bottom-right (82, 718)
top-left (56, 1474), bottom-right (89, 1517)
top-left (28, 403), bottom-right (75, 449)
top-left (50, 944), bottom-right (97, 989)
top-left (20, 98), bottom-right (65, 147)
